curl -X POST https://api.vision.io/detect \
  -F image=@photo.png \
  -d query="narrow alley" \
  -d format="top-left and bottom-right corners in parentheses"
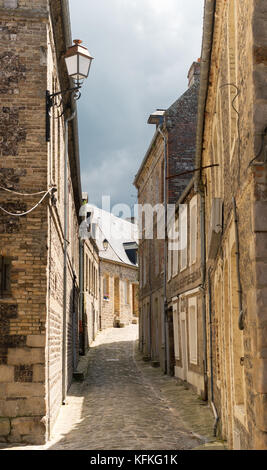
top-left (2, 325), bottom-right (225, 451)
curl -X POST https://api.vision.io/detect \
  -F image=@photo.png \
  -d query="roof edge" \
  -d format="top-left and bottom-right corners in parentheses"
top-left (195, 0), bottom-right (217, 183)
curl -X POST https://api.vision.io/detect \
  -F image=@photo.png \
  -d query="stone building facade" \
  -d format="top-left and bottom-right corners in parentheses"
top-left (167, 181), bottom-right (205, 397)
top-left (91, 208), bottom-right (138, 330)
top-left (0, 0), bottom-right (82, 444)
top-left (195, 0), bottom-right (267, 450)
top-left (100, 259), bottom-right (138, 330)
top-left (82, 237), bottom-right (100, 351)
top-left (134, 62), bottom-right (200, 373)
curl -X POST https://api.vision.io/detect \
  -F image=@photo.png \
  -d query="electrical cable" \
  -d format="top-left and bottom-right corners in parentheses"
top-left (0, 188), bottom-right (54, 217)
top-left (0, 185), bottom-right (50, 196)
top-left (248, 126), bottom-right (267, 167)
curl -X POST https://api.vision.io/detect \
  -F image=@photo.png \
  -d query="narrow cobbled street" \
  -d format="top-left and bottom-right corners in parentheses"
top-left (46, 325), bottom-right (224, 451)
top-left (0, 325), bottom-right (226, 451)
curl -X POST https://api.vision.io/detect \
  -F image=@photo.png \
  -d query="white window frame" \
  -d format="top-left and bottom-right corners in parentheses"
top-left (103, 274), bottom-right (109, 298)
top-left (124, 280), bottom-right (129, 304)
top-left (188, 296), bottom-right (198, 365)
top-left (167, 240), bottom-right (172, 281)
top-left (190, 196), bottom-right (197, 266)
top-left (179, 205), bottom-right (187, 271)
top-left (173, 302), bottom-right (180, 360)
top-left (172, 218), bottom-right (179, 277)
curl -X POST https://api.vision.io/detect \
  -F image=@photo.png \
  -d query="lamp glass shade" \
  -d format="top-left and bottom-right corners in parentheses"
top-left (64, 42), bottom-right (94, 83)
top-left (65, 55), bottom-right (78, 78)
top-left (103, 239), bottom-right (109, 251)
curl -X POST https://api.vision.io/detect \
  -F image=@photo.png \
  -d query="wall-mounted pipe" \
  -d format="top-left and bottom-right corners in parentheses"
top-left (158, 125), bottom-right (168, 374)
top-left (208, 270), bottom-right (219, 437)
top-left (232, 197), bottom-right (244, 330)
top-left (199, 186), bottom-right (208, 401)
top-left (62, 109), bottom-right (76, 405)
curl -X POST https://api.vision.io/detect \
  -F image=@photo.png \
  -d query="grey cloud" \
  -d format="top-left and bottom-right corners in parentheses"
top-left (69, 0), bottom-right (204, 210)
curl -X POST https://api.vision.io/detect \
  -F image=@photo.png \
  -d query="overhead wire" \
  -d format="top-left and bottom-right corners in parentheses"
top-left (0, 187), bottom-right (55, 217)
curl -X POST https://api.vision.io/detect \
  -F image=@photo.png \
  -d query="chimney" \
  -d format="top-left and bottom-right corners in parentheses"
top-left (187, 59), bottom-right (201, 88)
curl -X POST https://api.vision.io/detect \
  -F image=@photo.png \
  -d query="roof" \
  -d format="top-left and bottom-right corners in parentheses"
top-left (91, 207), bottom-right (139, 267)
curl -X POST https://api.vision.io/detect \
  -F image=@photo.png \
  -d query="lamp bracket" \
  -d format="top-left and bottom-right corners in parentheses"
top-left (46, 85), bottom-right (81, 142)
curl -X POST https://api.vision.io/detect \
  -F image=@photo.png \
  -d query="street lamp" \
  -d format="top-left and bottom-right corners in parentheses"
top-left (64, 39), bottom-right (94, 85)
top-left (60, 40), bottom-right (93, 404)
top-left (103, 239), bottom-right (109, 251)
top-left (46, 39), bottom-right (94, 141)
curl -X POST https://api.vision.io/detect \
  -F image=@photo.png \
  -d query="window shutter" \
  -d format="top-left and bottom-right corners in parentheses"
top-left (173, 303), bottom-right (180, 360)
top-left (190, 197), bottom-right (197, 265)
top-left (188, 297), bottom-right (198, 365)
top-left (180, 205), bottom-right (187, 270)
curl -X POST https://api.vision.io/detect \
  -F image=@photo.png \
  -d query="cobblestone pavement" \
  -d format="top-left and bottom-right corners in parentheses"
top-left (0, 324), bottom-right (227, 450)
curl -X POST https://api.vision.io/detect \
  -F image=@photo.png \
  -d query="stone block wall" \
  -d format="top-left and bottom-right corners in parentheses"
top-left (201, 0), bottom-right (267, 449)
top-left (100, 259), bottom-right (138, 330)
top-left (0, 0), bottom-right (81, 444)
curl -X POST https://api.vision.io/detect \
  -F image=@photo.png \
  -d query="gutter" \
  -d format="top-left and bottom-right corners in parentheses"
top-left (62, 109), bottom-right (77, 404)
top-left (195, 0), bottom-right (217, 179)
top-left (61, 0), bottom-right (82, 212)
top-left (133, 128), bottom-right (161, 188)
top-left (195, 0), bottom-right (218, 422)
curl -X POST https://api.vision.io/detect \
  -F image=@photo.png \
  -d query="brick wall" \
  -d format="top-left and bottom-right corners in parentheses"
top-left (0, 0), bottom-right (81, 444)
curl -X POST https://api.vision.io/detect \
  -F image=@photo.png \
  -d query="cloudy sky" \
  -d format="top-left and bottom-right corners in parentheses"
top-left (69, 0), bottom-right (204, 212)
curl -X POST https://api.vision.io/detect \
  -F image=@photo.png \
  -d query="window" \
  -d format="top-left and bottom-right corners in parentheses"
top-left (155, 242), bottom-right (159, 276)
top-left (124, 281), bottom-right (130, 304)
top-left (143, 255), bottom-right (146, 286)
top-left (180, 205), bottom-right (187, 271)
top-left (161, 159), bottom-right (164, 203)
top-left (190, 197), bottom-right (197, 265)
top-left (188, 297), bottom-right (198, 365)
top-left (103, 275), bottom-right (109, 299)
top-left (167, 240), bottom-right (172, 281)
top-left (173, 303), bottom-right (180, 360)
top-left (0, 257), bottom-right (11, 297)
top-left (172, 218), bottom-right (179, 276)
top-left (85, 255), bottom-right (88, 291)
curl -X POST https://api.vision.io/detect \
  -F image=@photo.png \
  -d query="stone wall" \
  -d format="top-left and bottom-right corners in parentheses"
top-left (83, 239), bottom-right (100, 349)
top-left (201, 0), bottom-right (267, 449)
top-left (0, 0), bottom-right (81, 444)
top-left (135, 64), bottom-right (200, 373)
top-left (100, 259), bottom-right (138, 330)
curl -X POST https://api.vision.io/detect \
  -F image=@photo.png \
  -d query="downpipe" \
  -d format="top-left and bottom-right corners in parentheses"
top-left (208, 270), bottom-right (219, 437)
top-left (62, 109), bottom-right (76, 405)
top-left (199, 186), bottom-right (208, 401)
top-left (232, 197), bottom-right (245, 331)
top-left (158, 125), bottom-right (168, 374)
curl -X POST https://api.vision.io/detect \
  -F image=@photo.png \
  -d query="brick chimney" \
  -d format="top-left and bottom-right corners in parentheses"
top-left (187, 59), bottom-right (201, 88)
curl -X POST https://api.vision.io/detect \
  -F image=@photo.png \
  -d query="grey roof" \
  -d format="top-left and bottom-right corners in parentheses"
top-left (92, 208), bottom-right (139, 267)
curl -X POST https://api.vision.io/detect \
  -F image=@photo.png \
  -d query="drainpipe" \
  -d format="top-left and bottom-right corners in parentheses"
top-left (148, 239), bottom-right (152, 359)
top-left (62, 109), bottom-right (76, 405)
top-left (72, 274), bottom-right (77, 370)
top-left (158, 125), bottom-right (168, 374)
top-left (194, 0), bottom-right (217, 434)
top-left (199, 185), bottom-right (208, 401)
top-left (79, 238), bottom-right (85, 355)
top-left (208, 270), bottom-right (219, 436)
top-left (232, 197), bottom-right (244, 330)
